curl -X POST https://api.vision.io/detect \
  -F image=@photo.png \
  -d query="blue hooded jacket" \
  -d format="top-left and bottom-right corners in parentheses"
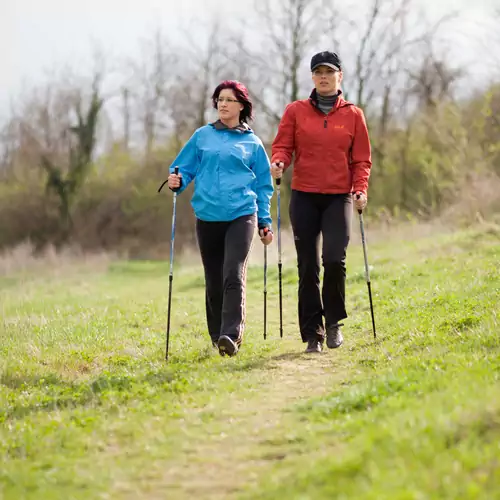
top-left (168, 122), bottom-right (274, 229)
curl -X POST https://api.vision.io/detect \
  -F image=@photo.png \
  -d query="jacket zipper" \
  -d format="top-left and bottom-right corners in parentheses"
top-left (323, 106), bottom-right (343, 128)
top-left (310, 98), bottom-right (350, 127)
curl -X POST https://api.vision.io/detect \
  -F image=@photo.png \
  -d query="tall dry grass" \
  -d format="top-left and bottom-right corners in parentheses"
top-left (2, 173), bottom-right (498, 277)
top-left (0, 241), bottom-right (115, 277)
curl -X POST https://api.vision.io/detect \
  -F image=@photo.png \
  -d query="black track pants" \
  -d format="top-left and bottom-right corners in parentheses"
top-left (289, 190), bottom-right (352, 342)
top-left (196, 214), bottom-right (256, 345)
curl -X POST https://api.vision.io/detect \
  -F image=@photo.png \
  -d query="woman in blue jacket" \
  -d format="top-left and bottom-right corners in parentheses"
top-left (165, 80), bottom-right (274, 357)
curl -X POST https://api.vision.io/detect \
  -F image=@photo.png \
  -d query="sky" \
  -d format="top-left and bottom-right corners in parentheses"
top-left (1, 0), bottom-right (498, 119)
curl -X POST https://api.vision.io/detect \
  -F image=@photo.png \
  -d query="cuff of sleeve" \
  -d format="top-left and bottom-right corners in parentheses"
top-left (258, 223), bottom-right (272, 232)
top-left (353, 188), bottom-right (366, 196)
top-left (271, 156), bottom-right (288, 169)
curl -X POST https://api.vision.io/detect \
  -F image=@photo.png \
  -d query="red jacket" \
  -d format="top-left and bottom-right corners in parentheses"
top-left (271, 90), bottom-right (372, 195)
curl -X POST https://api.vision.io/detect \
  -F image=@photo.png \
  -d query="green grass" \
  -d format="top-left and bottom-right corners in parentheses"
top-left (1, 223), bottom-right (500, 499)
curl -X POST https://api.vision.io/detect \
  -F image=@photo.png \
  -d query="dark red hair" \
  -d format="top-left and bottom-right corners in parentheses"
top-left (211, 80), bottom-right (253, 123)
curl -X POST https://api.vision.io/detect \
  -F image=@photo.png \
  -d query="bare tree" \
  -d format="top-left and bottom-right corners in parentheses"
top-left (0, 119), bottom-right (17, 180)
top-left (223, 0), bottom-right (339, 131)
top-left (338, 0), bottom-right (455, 109)
top-left (121, 87), bottom-right (131, 151)
top-left (1, 74), bottom-right (104, 239)
top-left (328, 0), bottom-right (456, 177)
top-left (40, 78), bottom-right (104, 236)
top-left (124, 30), bottom-right (176, 160)
top-left (174, 19), bottom-right (226, 130)
top-left (192, 21), bottom-right (224, 129)
top-left (406, 46), bottom-right (462, 110)
top-left (167, 81), bottom-right (200, 154)
top-left (487, 7), bottom-right (500, 76)
top-left (5, 82), bottom-right (77, 184)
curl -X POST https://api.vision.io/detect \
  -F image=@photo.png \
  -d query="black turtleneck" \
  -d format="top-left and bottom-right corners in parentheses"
top-left (316, 92), bottom-right (338, 114)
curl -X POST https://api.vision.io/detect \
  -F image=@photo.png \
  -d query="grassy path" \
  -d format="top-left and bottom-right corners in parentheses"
top-left (1, 223), bottom-right (499, 499)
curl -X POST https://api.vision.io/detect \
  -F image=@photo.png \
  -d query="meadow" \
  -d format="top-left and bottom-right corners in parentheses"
top-left (1, 221), bottom-right (499, 499)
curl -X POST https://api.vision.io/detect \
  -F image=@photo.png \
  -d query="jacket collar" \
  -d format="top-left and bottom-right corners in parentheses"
top-left (309, 88), bottom-right (349, 111)
top-left (210, 120), bottom-right (252, 133)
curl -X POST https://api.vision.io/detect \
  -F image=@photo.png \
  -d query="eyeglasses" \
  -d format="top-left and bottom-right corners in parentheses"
top-left (216, 97), bottom-right (240, 104)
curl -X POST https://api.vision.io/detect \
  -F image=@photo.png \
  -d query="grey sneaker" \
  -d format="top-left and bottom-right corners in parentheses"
top-left (305, 338), bottom-right (323, 353)
top-left (218, 335), bottom-right (239, 357)
top-left (326, 323), bottom-right (344, 349)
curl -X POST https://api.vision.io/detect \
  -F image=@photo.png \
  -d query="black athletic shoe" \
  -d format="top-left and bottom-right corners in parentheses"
top-left (326, 323), bottom-right (344, 349)
top-left (218, 335), bottom-right (239, 357)
top-left (305, 338), bottom-right (323, 353)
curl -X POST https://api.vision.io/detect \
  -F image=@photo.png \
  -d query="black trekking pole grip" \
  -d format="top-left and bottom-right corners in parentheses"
top-left (274, 161), bottom-right (283, 186)
top-left (172, 166), bottom-right (180, 192)
top-left (356, 192), bottom-right (362, 215)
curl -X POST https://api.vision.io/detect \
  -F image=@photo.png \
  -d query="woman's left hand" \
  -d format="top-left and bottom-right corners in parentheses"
top-left (353, 191), bottom-right (367, 211)
top-left (259, 228), bottom-right (273, 245)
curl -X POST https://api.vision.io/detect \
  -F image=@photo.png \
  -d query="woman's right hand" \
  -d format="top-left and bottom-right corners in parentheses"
top-left (167, 173), bottom-right (182, 190)
top-left (259, 228), bottom-right (273, 245)
top-left (270, 161), bottom-right (284, 179)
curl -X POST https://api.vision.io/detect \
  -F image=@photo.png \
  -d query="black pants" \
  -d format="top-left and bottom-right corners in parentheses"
top-left (196, 214), bottom-right (256, 345)
top-left (290, 190), bottom-right (352, 342)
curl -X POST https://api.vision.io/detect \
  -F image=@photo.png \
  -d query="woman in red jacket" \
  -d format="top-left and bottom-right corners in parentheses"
top-left (271, 51), bottom-right (372, 353)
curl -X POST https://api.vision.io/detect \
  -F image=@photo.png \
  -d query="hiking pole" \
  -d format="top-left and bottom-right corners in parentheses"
top-left (276, 177), bottom-right (283, 338)
top-left (263, 228), bottom-right (268, 340)
top-left (356, 194), bottom-right (376, 340)
top-left (164, 166), bottom-right (179, 360)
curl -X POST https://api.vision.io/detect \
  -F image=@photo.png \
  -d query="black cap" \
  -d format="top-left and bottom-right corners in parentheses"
top-left (310, 51), bottom-right (342, 72)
